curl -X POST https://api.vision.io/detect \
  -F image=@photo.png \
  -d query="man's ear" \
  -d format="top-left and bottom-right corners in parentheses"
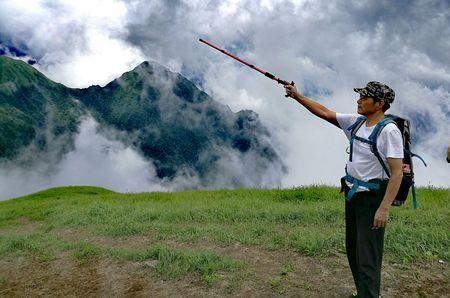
top-left (376, 100), bottom-right (385, 109)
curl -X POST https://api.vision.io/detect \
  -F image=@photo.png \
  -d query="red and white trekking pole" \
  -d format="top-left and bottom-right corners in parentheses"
top-left (199, 38), bottom-right (294, 96)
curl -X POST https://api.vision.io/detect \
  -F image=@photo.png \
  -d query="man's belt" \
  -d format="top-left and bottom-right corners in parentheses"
top-left (343, 175), bottom-right (382, 201)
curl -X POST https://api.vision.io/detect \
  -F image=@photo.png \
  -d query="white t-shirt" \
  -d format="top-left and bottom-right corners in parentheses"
top-left (337, 113), bottom-right (404, 191)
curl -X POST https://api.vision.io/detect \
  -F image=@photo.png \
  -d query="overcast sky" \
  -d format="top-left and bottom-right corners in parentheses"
top-left (0, 0), bottom-right (448, 198)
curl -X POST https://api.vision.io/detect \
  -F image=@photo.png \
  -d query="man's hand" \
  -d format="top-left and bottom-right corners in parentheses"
top-left (373, 206), bottom-right (389, 229)
top-left (284, 84), bottom-right (299, 99)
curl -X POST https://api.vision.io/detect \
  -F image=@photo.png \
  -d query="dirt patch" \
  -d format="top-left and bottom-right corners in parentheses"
top-left (382, 261), bottom-right (449, 297)
top-left (1, 244), bottom-right (448, 296)
top-left (50, 227), bottom-right (153, 250)
top-left (0, 256), bottom-right (222, 297)
top-left (1, 228), bottom-right (448, 297)
top-left (165, 241), bottom-right (355, 296)
top-left (0, 217), bottom-right (41, 236)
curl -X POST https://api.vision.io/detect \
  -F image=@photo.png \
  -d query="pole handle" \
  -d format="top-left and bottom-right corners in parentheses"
top-left (283, 81), bottom-right (295, 97)
top-left (277, 79), bottom-right (294, 86)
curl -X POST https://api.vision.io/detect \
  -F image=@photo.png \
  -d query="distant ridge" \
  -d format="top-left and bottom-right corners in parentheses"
top-left (0, 56), bottom-right (285, 188)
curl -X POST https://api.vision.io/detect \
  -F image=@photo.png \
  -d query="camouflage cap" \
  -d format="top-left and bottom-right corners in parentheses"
top-left (354, 81), bottom-right (395, 103)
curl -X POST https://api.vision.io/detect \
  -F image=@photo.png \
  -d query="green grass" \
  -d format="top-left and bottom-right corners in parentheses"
top-left (66, 242), bottom-right (238, 285)
top-left (104, 244), bottom-right (240, 280)
top-left (0, 276), bottom-right (6, 285)
top-left (0, 232), bottom-right (58, 262)
top-left (147, 245), bottom-right (239, 285)
top-left (0, 185), bottom-right (449, 284)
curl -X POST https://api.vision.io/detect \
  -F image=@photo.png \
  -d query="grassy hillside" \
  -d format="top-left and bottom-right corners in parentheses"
top-left (0, 186), bottom-right (449, 296)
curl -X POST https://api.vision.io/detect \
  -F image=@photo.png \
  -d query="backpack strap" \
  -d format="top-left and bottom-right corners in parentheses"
top-left (347, 116), bottom-right (366, 162)
top-left (405, 149), bottom-right (427, 167)
top-left (368, 117), bottom-right (397, 178)
top-left (347, 116), bottom-right (366, 132)
top-left (411, 182), bottom-right (417, 209)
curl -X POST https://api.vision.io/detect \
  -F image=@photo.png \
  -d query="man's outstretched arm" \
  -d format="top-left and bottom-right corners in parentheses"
top-left (285, 84), bottom-right (339, 128)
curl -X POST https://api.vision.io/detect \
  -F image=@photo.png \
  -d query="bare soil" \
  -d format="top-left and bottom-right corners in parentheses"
top-left (1, 223), bottom-right (448, 297)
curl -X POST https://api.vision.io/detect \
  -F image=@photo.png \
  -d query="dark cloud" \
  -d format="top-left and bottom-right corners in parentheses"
top-left (336, 0), bottom-right (450, 74)
top-left (122, 0), bottom-right (449, 88)
top-left (123, 0), bottom-right (200, 72)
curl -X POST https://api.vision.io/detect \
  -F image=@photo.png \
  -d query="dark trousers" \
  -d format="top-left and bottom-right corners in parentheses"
top-left (345, 191), bottom-right (385, 298)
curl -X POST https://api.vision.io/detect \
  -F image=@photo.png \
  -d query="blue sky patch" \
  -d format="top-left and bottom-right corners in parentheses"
top-left (8, 46), bottom-right (27, 57)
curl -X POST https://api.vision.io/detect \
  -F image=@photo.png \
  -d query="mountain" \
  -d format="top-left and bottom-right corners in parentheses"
top-left (0, 56), bottom-right (285, 188)
top-left (0, 57), bottom-right (81, 159)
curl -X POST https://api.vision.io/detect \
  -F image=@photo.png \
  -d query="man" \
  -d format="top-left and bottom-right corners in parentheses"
top-left (284, 81), bottom-right (403, 297)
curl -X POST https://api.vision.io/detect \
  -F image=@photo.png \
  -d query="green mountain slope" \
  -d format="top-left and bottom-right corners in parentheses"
top-left (0, 57), bottom-right (81, 159)
top-left (0, 56), bottom-right (285, 186)
top-left (72, 61), bottom-right (282, 179)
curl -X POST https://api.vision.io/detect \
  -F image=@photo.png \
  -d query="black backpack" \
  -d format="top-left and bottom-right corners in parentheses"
top-left (347, 114), bottom-right (427, 208)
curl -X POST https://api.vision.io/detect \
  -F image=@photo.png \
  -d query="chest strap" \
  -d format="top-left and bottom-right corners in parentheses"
top-left (347, 117), bottom-right (366, 162)
top-left (343, 175), bottom-right (382, 201)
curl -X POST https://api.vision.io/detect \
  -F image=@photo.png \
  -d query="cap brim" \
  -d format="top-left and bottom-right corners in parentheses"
top-left (354, 88), bottom-right (370, 97)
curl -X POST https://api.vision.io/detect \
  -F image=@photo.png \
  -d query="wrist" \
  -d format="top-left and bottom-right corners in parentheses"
top-left (295, 93), bottom-right (304, 101)
top-left (379, 203), bottom-right (391, 211)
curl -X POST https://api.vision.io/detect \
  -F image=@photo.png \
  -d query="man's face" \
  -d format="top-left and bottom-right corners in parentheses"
top-left (357, 95), bottom-right (383, 115)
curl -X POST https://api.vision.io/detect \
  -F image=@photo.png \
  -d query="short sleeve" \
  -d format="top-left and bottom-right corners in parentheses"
top-left (336, 113), bottom-right (360, 140)
top-left (378, 123), bottom-right (404, 159)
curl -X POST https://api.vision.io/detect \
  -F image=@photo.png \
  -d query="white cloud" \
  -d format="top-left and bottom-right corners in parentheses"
top-left (0, 117), bottom-right (166, 201)
top-left (40, 32), bottom-right (144, 88)
top-left (0, 0), bottom-right (145, 87)
top-left (52, 117), bottom-right (164, 192)
top-left (0, 0), bottom-right (448, 194)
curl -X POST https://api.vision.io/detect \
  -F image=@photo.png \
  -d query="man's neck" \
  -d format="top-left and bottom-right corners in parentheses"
top-left (365, 111), bottom-right (385, 127)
